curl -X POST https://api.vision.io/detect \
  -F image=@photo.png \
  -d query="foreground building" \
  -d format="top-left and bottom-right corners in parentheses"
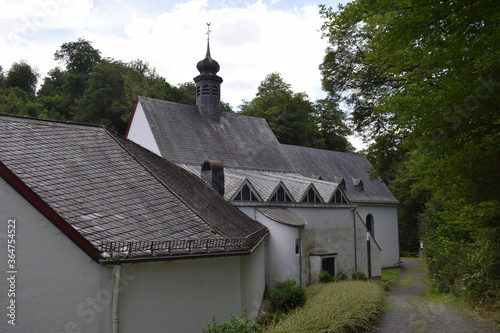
top-left (0, 115), bottom-right (267, 332)
top-left (126, 37), bottom-right (400, 288)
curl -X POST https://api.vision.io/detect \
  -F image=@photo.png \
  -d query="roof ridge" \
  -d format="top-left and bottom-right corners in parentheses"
top-left (282, 143), bottom-right (365, 158)
top-left (0, 114), bottom-right (108, 131)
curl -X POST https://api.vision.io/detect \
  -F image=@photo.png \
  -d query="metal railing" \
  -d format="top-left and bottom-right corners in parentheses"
top-left (98, 237), bottom-right (248, 256)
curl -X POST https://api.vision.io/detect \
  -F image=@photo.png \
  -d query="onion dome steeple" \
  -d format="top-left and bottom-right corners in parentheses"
top-left (194, 23), bottom-right (223, 122)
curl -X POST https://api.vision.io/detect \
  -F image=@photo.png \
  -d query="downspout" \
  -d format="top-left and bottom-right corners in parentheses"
top-left (352, 207), bottom-right (358, 271)
top-left (299, 226), bottom-right (303, 286)
top-left (112, 264), bottom-right (122, 333)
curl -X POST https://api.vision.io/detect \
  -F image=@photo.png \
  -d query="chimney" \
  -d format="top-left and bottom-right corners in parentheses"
top-left (201, 160), bottom-right (225, 196)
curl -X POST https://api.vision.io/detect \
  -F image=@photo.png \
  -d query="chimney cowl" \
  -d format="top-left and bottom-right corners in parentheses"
top-left (201, 160), bottom-right (225, 196)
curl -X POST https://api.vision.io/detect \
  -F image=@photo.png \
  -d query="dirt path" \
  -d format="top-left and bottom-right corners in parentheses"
top-left (372, 259), bottom-right (499, 333)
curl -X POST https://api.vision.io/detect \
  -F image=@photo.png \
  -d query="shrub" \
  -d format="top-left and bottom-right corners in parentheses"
top-left (319, 270), bottom-right (333, 283)
top-left (334, 271), bottom-right (349, 282)
top-left (351, 271), bottom-right (368, 281)
top-left (268, 279), bottom-right (306, 314)
top-left (204, 310), bottom-right (260, 333)
top-left (263, 281), bottom-right (386, 333)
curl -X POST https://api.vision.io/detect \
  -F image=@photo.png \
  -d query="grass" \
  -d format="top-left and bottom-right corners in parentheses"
top-left (262, 281), bottom-right (386, 333)
top-left (381, 267), bottom-right (400, 282)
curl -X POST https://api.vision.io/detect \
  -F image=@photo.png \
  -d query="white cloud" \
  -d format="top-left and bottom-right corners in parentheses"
top-left (1, 0), bottom-right (338, 110)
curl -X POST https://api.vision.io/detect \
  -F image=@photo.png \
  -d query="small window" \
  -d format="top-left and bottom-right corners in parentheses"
top-left (233, 182), bottom-right (260, 202)
top-left (301, 186), bottom-right (322, 203)
top-left (330, 189), bottom-right (348, 204)
top-left (366, 214), bottom-right (374, 237)
top-left (196, 86), bottom-right (201, 96)
top-left (269, 183), bottom-right (293, 202)
top-left (353, 178), bottom-right (364, 191)
top-left (202, 85), bottom-right (210, 95)
top-left (295, 239), bottom-right (300, 255)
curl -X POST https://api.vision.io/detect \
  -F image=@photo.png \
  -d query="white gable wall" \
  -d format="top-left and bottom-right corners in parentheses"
top-left (0, 177), bottom-right (111, 333)
top-left (126, 101), bottom-right (161, 155)
top-left (357, 204), bottom-right (400, 268)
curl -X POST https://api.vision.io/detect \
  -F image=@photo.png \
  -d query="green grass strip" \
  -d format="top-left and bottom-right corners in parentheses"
top-left (263, 281), bottom-right (385, 333)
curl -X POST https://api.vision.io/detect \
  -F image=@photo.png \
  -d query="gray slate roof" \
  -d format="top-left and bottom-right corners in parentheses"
top-left (258, 208), bottom-right (307, 226)
top-left (137, 96), bottom-right (295, 172)
top-left (0, 116), bottom-right (267, 262)
top-left (181, 164), bottom-right (345, 204)
top-left (132, 96), bottom-right (398, 205)
top-left (282, 144), bottom-right (399, 204)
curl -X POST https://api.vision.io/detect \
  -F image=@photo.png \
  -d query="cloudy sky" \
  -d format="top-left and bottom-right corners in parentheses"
top-left (1, 0), bottom-right (364, 147)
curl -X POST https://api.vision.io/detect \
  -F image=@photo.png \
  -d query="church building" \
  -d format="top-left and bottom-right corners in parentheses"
top-left (126, 33), bottom-right (400, 287)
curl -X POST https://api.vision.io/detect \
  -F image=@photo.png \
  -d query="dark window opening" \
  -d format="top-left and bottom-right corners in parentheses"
top-left (366, 214), bottom-right (374, 237)
top-left (202, 85), bottom-right (210, 95)
top-left (301, 187), bottom-right (321, 203)
top-left (321, 257), bottom-right (335, 276)
top-left (270, 185), bottom-right (293, 202)
top-left (233, 183), bottom-right (259, 201)
top-left (330, 190), bottom-right (347, 204)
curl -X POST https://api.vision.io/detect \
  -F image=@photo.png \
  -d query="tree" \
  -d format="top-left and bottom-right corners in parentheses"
top-left (0, 65), bottom-right (4, 88)
top-left (240, 73), bottom-right (322, 148)
top-left (73, 61), bottom-right (127, 131)
top-left (54, 37), bottom-right (101, 75)
top-left (5, 61), bottom-right (39, 96)
top-left (314, 96), bottom-right (353, 152)
top-left (320, 0), bottom-right (500, 308)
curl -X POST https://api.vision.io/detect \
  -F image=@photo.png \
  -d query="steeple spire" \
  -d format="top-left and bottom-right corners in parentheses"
top-left (194, 23), bottom-right (223, 122)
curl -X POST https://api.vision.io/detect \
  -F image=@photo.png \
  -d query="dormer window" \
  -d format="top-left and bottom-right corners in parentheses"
top-left (301, 185), bottom-right (323, 203)
top-left (330, 189), bottom-right (348, 204)
top-left (269, 183), bottom-right (293, 202)
top-left (233, 181), bottom-right (260, 201)
top-left (335, 177), bottom-right (346, 190)
top-left (353, 178), bottom-right (364, 191)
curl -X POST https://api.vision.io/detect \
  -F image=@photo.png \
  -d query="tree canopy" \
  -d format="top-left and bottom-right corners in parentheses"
top-left (320, 0), bottom-right (499, 309)
top-left (240, 72), bottom-right (352, 151)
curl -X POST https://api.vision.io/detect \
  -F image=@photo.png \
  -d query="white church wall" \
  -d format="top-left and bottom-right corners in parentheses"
top-left (126, 101), bottom-right (161, 155)
top-left (356, 204), bottom-right (400, 268)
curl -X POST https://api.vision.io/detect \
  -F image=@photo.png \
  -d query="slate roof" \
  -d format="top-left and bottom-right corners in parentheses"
top-left (282, 144), bottom-right (399, 204)
top-left (134, 96), bottom-right (295, 172)
top-left (129, 96), bottom-right (398, 205)
top-left (258, 208), bottom-right (307, 227)
top-left (0, 115), bottom-right (267, 262)
top-left (179, 164), bottom-right (347, 204)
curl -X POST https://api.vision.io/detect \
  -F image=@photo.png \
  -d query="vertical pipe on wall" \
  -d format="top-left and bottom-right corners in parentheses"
top-left (112, 264), bottom-right (122, 333)
top-left (352, 208), bottom-right (358, 271)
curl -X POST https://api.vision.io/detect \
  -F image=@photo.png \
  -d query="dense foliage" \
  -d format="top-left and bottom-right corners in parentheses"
top-left (267, 279), bottom-right (307, 314)
top-left (264, 281), bottom-right (385, 333)
top-left (240, 73), bottom-right (353, 152)
top-left (320, 0), bottom-right (499, 309)
top-left (0, 39), bottom-right (214, 133)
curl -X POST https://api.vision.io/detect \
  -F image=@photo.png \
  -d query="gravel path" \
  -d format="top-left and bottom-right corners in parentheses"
top-left (372, 259), bottom-right (499, 333)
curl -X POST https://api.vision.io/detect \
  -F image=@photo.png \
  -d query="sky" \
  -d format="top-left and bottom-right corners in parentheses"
top-left (0, 0), bottom-right (364, 148)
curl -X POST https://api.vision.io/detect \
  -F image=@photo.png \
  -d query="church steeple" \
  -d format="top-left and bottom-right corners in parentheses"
top-left (194, 23), bottom-right (223, 122)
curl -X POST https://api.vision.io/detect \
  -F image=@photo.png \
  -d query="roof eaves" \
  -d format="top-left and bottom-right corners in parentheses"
top-left (0, 161), bottom-right (101, 262)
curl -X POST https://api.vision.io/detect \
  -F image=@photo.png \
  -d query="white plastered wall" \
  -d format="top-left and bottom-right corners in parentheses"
top-left (126, 101), bottom-right (161, 155)
top-left (0, 177), bottom-right (111, 333)
top-left (356, 204), bottom-right (400, 268)
top-left (117, 256), bottom-right (243, 333)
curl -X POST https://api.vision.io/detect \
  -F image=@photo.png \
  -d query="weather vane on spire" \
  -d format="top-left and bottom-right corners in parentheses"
top-left (206, 22), bottom-right (211, 40)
